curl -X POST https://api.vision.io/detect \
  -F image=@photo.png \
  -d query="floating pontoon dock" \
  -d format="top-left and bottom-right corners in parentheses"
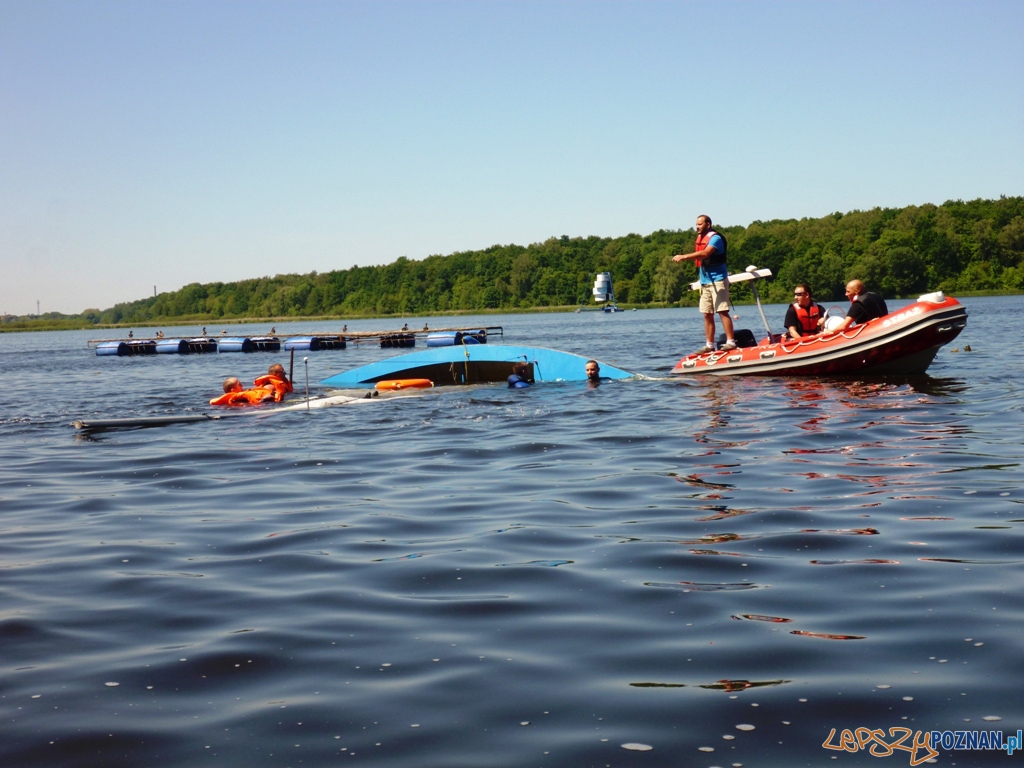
top-left (88, 326), bottom-right (503, 356)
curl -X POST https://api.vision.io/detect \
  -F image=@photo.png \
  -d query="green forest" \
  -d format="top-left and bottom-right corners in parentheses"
top-left (5, 196), bottom-right (1024, 331)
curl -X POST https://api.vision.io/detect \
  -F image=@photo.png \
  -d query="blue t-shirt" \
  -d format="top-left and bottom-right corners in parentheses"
top-left (699, 233), bottom-right (728, 285)
top-left (507, 375), bottom-right (531, 388)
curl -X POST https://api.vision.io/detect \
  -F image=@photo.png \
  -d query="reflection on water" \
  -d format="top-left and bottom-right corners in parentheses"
top-left (1, 297), bottom-right (1022, 767)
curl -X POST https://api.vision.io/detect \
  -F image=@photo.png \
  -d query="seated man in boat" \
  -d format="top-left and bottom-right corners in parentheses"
top-left (784, 284), bottom-right (825, 339)
top-left (508, 362), bottom-right (532, 388)
top-left (830, 280), bottom-right (889, 333)
top-left (253, 363), bottom-right (293, 402)
top-left (210, 377), bottom-right (275, 406)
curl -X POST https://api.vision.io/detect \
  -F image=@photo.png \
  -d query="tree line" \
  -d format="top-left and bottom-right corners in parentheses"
top-left (4, 196), bottom-right (1023, 330)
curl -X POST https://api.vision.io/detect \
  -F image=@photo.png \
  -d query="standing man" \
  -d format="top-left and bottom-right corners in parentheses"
top-left (673, 214), bottom-right (736, 352)
top-left (831, 280), bottom-right (889, 333)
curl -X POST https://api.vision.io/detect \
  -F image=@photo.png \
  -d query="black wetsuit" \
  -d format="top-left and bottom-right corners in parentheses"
top-left (847, 292), bottom-right (888, 324)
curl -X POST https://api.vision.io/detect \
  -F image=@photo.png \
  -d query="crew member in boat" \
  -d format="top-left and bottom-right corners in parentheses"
top-left (830, 280), bottom-right (889, 332)
top-left (508, 362), bottom-right (532, 388)
top-left (210, 377), bottom-right (275, 406)
top-left (784, 284), bottom-right (825, 339)
top-left (253, 363), bottom-right (293, 402)
top-left (672, 214), bottom-right (737, 352)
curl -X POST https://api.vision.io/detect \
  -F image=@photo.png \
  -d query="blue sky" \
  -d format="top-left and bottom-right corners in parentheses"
top-left (2, 0), bottom-right (1021, 315)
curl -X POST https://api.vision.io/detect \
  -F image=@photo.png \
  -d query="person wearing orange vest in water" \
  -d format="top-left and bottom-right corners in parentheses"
top-left (209, 377), bottom-right (275, 406)
top-left (784, 283), bottom-right (825, 339)
top-left (253, 363), bottom-right (293, 403)
top-left (672, 214), bottom-right (736, 353)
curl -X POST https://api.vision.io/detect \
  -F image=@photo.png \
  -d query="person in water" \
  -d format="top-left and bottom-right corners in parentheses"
top-left (210, 377), bottom-right (275, 406)
top-left (254, 363), bottom-right (293, 402)
top-left (830, 280), bottom-right (889, 333)
top-left (672, 214), bottom-right (736, 353)
top-left (784, 284), bottom-right (825, 339)
top-left (585, 359), bottom-right (601, 386)
top-left (508, 362), bottom-right (532, 388)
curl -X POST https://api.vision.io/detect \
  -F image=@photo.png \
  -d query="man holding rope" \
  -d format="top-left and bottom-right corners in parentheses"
top-left (673, 214), bottom-right (736, 353)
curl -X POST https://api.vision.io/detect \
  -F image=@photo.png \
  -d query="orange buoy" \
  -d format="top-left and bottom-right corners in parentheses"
top-left (375, 378), bottom-right (433, 391)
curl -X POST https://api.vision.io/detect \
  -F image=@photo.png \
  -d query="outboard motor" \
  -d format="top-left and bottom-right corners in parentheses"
top-left (716, 329), bottom-right (757, 348)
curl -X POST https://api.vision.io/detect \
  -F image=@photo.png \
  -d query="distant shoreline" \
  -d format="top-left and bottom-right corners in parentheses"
top-left (3, 290), bottom-right (1019, 334)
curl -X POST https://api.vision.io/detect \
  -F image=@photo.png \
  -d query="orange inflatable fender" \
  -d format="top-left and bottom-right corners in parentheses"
top-left (375, 379), bottom-right (433, 391)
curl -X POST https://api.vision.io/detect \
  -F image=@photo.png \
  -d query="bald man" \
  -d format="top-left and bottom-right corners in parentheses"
top-left (832, 280), bottom-right (889, 333)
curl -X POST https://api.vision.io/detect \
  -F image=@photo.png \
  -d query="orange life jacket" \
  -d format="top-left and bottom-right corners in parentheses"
top-left (792, 302), bottom-right (822, 335)
top-left (209, 388), bottom-right (273, 406)
top-left (253, 374), bottom-right (293, 402)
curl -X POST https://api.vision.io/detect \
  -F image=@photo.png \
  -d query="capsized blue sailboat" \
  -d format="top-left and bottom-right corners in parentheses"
top-left (320, 345), bottom-right (634, 387)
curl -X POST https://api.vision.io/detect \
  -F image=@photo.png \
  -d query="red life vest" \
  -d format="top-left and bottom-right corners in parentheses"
top-left (695, 230), bottom-right (726, 267)
top-left (792, 302), bottom-right (822, 335)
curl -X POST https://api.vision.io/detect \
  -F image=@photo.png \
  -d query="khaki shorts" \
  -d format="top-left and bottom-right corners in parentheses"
top-left (699, 281), bottom-right (730, 314)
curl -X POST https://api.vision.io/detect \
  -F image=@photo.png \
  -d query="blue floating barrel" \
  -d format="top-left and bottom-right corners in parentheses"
top-left (96, 341), bottom-right (127, 356)
top-left (285, 336), bottom-right (318, 351)
top-left (426, 332), bottom-right (457, 347)
top-left (426, 330), bottom-right (486, 347)
top-left (218, 337), bottom-right (254, 353)
top-left (186, 338), bottom-right (217, 353)
top-left (250, 336), bottom-right (281, 352)
top-left (156, 338), bottom-right (188, 354)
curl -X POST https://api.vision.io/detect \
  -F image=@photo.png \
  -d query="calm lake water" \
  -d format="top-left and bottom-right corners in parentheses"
top-left (1, 296), bottom-right (1022, 768)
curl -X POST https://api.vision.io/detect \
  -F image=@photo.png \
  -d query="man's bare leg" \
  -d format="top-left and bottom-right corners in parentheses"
top-left (719, 311), bottom-right (735, 344)
top-left (704, 312), bottom-right (717, 346)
